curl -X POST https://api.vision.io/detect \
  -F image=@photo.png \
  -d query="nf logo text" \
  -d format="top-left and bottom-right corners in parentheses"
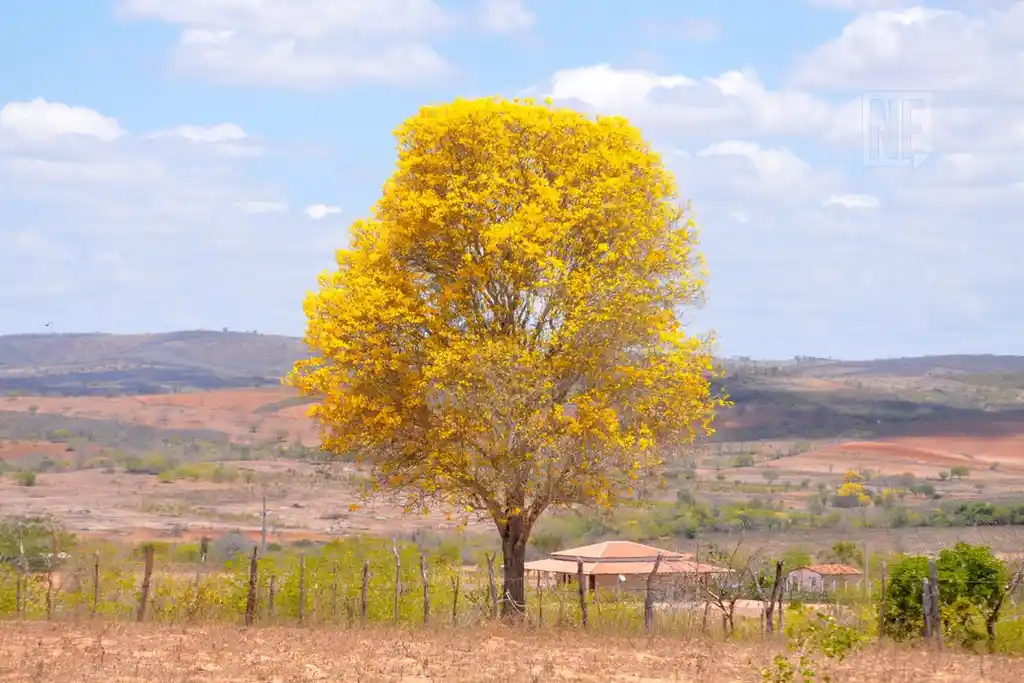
top-left (862, 91), bottom-right (932, 169)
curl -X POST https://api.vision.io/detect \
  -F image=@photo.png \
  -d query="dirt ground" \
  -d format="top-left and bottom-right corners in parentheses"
top-left (0, 621), bottom-right (1021, 683)
top-left (5, 387), bottom-right (1024, 548)
top-left (0, 461), bottom-right (490, 543)
top-left (763, 437), bottom-right (1024, 483)
top-left (1, 388), bottom-right (319, 445)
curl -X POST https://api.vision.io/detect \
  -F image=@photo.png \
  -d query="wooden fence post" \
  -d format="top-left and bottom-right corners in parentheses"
top-left (15, 562), bottom-right (22, 619)
top-left (536, 572), bottom-right (543, 628)
top-left (331, 561), bottom-right (340, 624)
top-left (577, 558), bottom-right (588, 628)
top-left (644, 553), bottom-right (664, 632)
top-left (922, 577), bottom-right (933, 641)
top-left (360, 561), bottom-right (369, 625)
top-left (879, 561), bottom-right (887, 638)
top-left (45, 532), bottom-right (57, 620)
top-left (486, 554), bottom-right (498, 619)
top-left (136, 544), bottom-right (155, 623)
top-left (91, 552), bottom-right (100, 616)
top-left (268, 575), bottom-right (276, 618)
top-left (392, 541), bottom-right (402, 624)
top-left (929, 558), bottom-right (942, 649)
top-left (298, 554), bottom-right (306, 625)
top-left (420, 554), bottom-right (430, 624)
top-left (244, 546), bottom-right (259, 627)
top-left (451, 574), bottom-right (460, 627)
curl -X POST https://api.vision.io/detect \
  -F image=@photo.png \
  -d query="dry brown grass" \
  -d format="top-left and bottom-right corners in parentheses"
top-left (0, 621), bottom-right (1021, 682)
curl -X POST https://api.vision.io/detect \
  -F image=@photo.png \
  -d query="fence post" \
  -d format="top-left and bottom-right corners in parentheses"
top-left (268, 575), bottom-right (276, 618)
top-left (486, 553), bottom-right (498, 619)
top-left (91, 552), bottom-right (100, 616)
top-left (298, 554), bottom-right (306, 625)
top-left (392, 540), bottom-right (402, 624)
top-left (644, 553), bottom-right (664, 632)
top-left (360, 561), bottom-right (369, 625)
top-left (451, 574), bottom-right (460, 627)
top-left (878, 561), bottom-right (887, 638)
top-left (45, 532), bottom-right (57, 620)
top-left (928, 558), bottom-right (942, 649)
top-left (331, 561), bottom-right (340, 624)
top-left (536, 571), bottom-right (543, 628)
top-left (576, 558), bottom-right (588, 628)
top-left (244, 546), bottom-right (259, 627)
top-left (922, 577), bottom-right (933, 641)
top-left (420, 554), bottom-right (430, 624)
top-left (15, 562), bottom-right (22, 618)
top-left (136, 544), bottom-right (155, 623)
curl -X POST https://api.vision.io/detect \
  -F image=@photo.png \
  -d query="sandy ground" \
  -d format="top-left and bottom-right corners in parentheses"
top-left (0, 621), bottom-right (1022, 682)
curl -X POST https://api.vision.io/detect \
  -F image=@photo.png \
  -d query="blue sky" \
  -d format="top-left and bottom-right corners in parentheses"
top-left (1, 1), bottom-right (1022, 359)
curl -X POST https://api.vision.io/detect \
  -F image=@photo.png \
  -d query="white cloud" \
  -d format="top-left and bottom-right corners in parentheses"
top-left (692, 141), bottom-right (822, 199)
top-left (545, 64), bottom-right (854, 141)
top-left (171, 29), bottom-right (449, 89)
top-left (120, 0), bottom-right (454, 39)
top-left (823, 193), bottom-right (880, 209)
top-left (478, 0), bottom-right (535, 33)
top-left (0, 99), bottom-right (123, 142)
top-left (162, 123), bottom-right (246, 143)
top-left (792, 5), bottom-right (1024, 94)
top-left (236, 201), bottom-right (288, 215)
top-left (305, 203), bottom-right (342, 220)
top-left (151, 123), bottom-right (263, 156)
top-left (119, 0), bottom-right (525, 89)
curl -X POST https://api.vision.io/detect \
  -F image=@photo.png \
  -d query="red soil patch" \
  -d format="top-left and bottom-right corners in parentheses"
top-left (0, 389), bottom-right (319, 445)
top-left (770, 434), bottom-right (1024, 479)
top-left (0, 440), bottom-right (69, 462)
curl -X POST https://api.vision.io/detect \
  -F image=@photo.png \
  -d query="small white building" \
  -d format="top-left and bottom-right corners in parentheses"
top-left (787, 564), bottom-right (862, 593)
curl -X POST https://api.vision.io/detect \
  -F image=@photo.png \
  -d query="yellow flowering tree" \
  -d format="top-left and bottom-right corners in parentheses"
top-left (834, 471), bottom-right (871, 507)
top-left (288, 97), bottom-right (725, 615)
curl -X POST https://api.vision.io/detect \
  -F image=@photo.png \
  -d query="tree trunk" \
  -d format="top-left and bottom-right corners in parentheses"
top-left (499, 514), bottom-right (529, 618)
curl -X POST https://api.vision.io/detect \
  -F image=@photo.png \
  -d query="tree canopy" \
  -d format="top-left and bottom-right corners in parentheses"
top-left (289, 97), bottom-right (725, 612)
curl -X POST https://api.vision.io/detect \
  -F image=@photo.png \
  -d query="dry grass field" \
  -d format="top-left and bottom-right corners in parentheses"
top-left (1, 621), bottom-right (1022, 683)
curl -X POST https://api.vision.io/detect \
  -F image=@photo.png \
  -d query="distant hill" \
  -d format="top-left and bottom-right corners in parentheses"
top-left (721, 354), bottom-right (1024, 378)
top-left (0, 331), bottom-right (306, 395)
top-left (2, 330), bottom-right (1024, 414)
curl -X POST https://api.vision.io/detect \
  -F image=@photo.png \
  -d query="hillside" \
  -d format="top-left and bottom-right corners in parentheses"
top-left (0, 330), bottom-right (306, 395)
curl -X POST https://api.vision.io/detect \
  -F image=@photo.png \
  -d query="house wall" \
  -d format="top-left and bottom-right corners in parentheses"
top-left (787, 569), bottom-right (860, 593)
top-left (528, 570), bottom-right (715, 599)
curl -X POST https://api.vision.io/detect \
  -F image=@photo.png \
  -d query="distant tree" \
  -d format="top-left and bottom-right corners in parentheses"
top-left (781, 548), bottom-right (813, 572)
top-left (0, 514), bottom-right (75, 571)
top-left (823, 541), bottom-right (862, 567)
top-left (939, 470), bottom-right (950, 481)
top-left (950, 466), bottom-right (970, 479)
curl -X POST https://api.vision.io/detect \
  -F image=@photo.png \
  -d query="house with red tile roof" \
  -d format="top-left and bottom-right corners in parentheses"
top-left (525, 540), bottom-right (732, 592)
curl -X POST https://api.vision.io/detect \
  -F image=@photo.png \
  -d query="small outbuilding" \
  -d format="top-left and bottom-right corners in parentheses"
top-left (787, 564), bottom-right (863, 593)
